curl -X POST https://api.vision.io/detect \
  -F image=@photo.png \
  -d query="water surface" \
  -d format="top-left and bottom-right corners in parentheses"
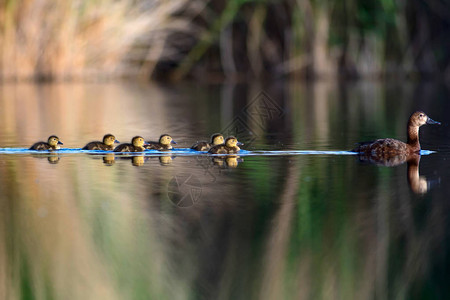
top-left (0, 81), bottom-right (449, 299)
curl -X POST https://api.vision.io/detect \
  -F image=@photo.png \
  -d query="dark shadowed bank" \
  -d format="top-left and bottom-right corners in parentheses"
top-left (1, 0), bottom-right (450, 82)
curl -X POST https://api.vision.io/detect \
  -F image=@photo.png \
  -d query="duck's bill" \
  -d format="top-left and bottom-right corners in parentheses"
top-left (114, 140), bottom-right (120, 144)
top-left (58, 141), bottom-right (64, 145)
top-left (237, 142), bottom-right (244, 146)
top-left (427, 118), bottom-right (441, 125)
top-left (171, 140), bottom-right (177, 144)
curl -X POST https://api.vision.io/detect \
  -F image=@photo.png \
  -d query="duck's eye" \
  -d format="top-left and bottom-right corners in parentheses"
top-left (420, 114), bottom-right (424, 117)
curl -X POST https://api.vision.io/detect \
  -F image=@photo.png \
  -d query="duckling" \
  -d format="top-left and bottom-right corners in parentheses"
top-left (82, 134), bottom-right (119, 151)
top-left (29, 135), bottom-right (63, 151)
top-left (352, 111), bottom-right (440, 156)
top-left (145, 134), bottom-right (176, 150)
top-left (191, 133), bottom-right (224, 151)
top-left (113, 136), bottom-right (147, 152)
top-left (208, 136), bottom-right (243, 154)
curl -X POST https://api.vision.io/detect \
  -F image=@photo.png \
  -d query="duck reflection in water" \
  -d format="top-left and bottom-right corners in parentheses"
top-left (212, 155), bottom-right (243, 169)
top-left (84, 153), bottom-right (116, 166)
top-left (158, 155), bottom-right (174, 166)
top-left (356, 153), bottom-right (436, 194)
top-left (132, 155), bottom-right (145, 167)
top-left (47, 154), bottom-right (60, 164)
top-left (31, 153), bottom-right (61, 164)
top-left (114, 154), bottom-right (147, 166)
top-left (103, 153), bottom-right (115, 166)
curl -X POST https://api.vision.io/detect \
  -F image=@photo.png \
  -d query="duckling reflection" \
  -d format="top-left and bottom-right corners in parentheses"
top-left (132, 155), bottom-right (145, 167)
top-left (356, 153), bottom-right (434, 194)
top-left (47, 154), bottom-right (60, 164)
top-left (159, 155), bottom-right (174, 166)
top-left (212, 155), bottom-right (243, 169)
top-left (31, 152), bottom-right (61, 164)
top-left (103, 153), bottom-right (115, 166)
top-left (145, 134), bottom-right (176, 150)
top-left (115, 154), bottom-right (147, 166)
top-left (29, 135), bottom-right (63, 151)
top-left (84, 153), bottom-right (116, 166)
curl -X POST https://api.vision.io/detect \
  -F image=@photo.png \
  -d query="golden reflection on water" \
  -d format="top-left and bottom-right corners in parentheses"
top-left (0, 83), bottom-right (180, 148)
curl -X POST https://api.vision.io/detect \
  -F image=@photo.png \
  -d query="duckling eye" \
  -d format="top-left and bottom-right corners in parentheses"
top-left (419, 114), bottom-right (424, 117)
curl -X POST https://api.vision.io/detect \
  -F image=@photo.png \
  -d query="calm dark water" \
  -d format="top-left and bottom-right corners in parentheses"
top-left (0, 81), bottom-right (450, 299)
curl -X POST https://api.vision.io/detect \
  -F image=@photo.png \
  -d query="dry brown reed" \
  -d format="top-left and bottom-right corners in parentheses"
top-left (0, 0), bottom-right (187, 81)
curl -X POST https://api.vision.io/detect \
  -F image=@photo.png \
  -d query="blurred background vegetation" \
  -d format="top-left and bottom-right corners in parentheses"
top-left (1, 0), bottom-right (449, 82)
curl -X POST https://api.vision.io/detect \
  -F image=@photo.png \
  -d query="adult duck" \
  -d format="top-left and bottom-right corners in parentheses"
top-left (352, 111), bottom-right (440, 156)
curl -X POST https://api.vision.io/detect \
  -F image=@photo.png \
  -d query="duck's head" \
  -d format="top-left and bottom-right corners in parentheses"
top-left (103, 134), bottom-right (120, 146)
top-left (48, 135), bottom-right (63, 147)
top-left (211, 133), bottom-right (224, 145)
top-left (132, 136), bottom-right (146, 147)
top-left (159, 134), bottom-right (176, 146)
top-left (225, 136), bottom-right (243, 148)
top-left (410, 111), bottom-right (441, 127)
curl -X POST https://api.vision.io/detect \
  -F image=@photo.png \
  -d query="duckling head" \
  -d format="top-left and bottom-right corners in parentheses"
top-left (103, 134), bottom-right (120, 146)
top-left (48, 135), bottom-right (63, 147)
top-left (211, 133), bottom-right (224, 145)
top-left (132, 136), bottom-right (146, 147)
top-left (410, 111), bottom-right (441, 127)
top-left (159, 134), bottom-right (176, 146)
top-left (225, 136), bottom-right (243, 148)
